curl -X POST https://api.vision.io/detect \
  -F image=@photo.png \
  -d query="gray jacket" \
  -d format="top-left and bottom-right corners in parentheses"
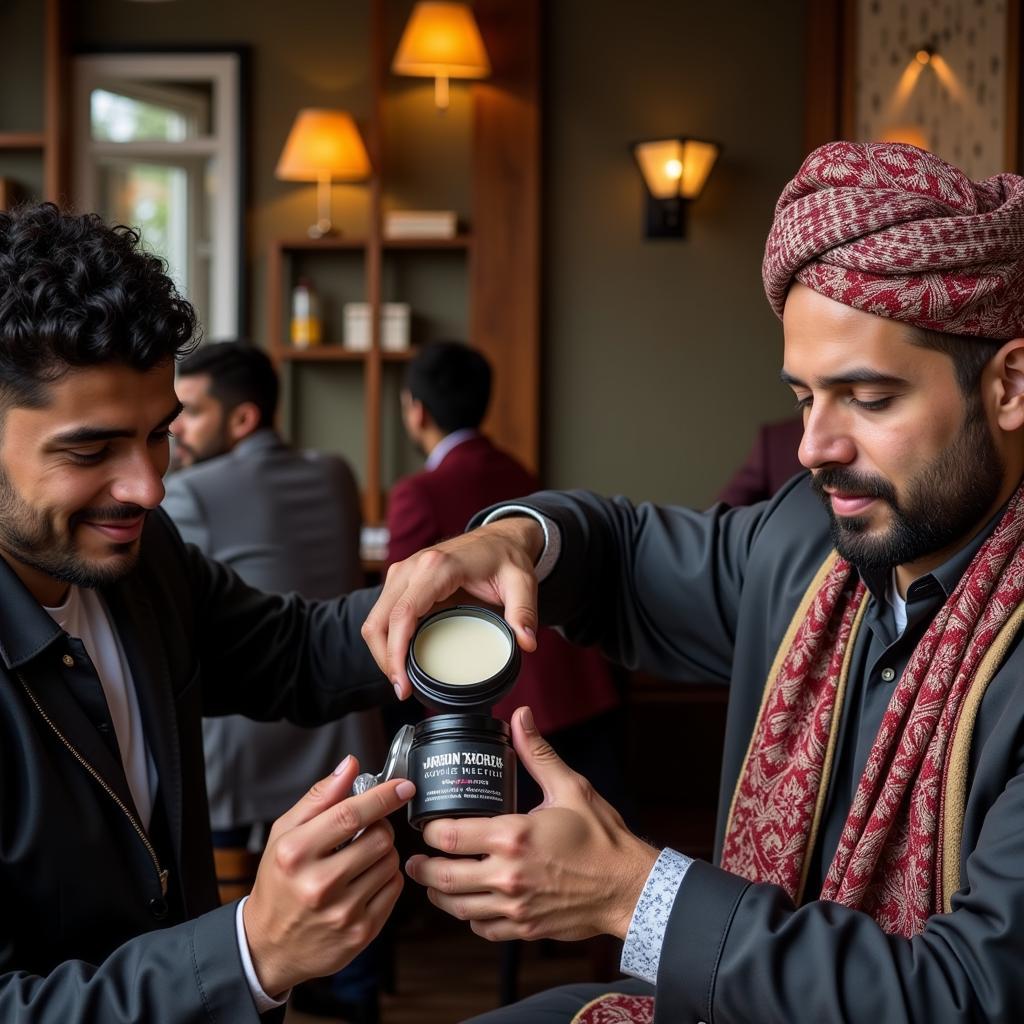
top-left (163, 430), bottom-right (384, 828)
top-left (490, 475), bottom-right (1024, 1024)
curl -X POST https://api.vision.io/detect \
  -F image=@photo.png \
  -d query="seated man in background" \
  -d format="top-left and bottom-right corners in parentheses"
top-left (0, 202), bottom-right (409, 1022)
top-left (389, 340), bottom-right (623, 811)
top-left (365, 143), bottom-right (1024, 1022)
top-left (163, 342), bottom-right (385, 1022)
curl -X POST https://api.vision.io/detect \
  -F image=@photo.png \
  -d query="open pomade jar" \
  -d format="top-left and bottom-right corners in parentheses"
top-left (404, 606), bottom-right (520, 829)
top-left (407, 605), bottom-right (520, 711)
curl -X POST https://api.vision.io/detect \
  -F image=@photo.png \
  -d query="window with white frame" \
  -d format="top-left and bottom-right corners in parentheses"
top-left (73, 53), bottom-right (242, 339)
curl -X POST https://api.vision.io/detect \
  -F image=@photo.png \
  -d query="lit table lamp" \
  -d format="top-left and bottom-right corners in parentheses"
top-left (392, 1), bottom-right (490, 110)
top-left (275, 109), bottom-right (372, 238)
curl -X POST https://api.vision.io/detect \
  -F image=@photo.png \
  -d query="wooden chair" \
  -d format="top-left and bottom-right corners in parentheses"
top-left (214, 846), bottom-right (260, 904)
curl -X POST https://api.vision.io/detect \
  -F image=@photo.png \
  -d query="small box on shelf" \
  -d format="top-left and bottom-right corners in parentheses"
top-left (360, 524), bottom-right (390, 564)
top-left (383, 209), bottom-right (458, 240)
top-left (343, 302), bottom-right (411, 352)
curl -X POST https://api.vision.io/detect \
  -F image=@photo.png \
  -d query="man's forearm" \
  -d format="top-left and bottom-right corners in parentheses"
top-left (0, 904), bottom-right (260, 1024)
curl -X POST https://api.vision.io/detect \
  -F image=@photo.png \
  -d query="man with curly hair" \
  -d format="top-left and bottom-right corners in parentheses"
top-left (0, 203), bottom-right (409, 1022)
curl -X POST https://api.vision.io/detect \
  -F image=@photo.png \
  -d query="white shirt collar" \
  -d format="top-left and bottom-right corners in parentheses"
top-left (425, 429), bottom-right (478, 471)
top-left (888, 567), bottom-right (908, 637)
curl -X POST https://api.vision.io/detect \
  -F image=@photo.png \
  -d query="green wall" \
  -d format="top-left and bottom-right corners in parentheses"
top-left (542, 1), bottom-right (807, 505)
top-left (4, 0), bottom-right (808, 507)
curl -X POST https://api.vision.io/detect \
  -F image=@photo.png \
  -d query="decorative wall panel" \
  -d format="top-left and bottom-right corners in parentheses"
top-left (854, 0), bottom-right (1009, 177)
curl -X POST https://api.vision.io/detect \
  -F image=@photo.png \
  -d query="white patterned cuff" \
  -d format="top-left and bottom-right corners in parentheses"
top-left (620, 848), bottom-right (693, 985)
top-left (480, 505), bottom-right (562, 582)
top-left (236, 896), bottom-right (290, 1013)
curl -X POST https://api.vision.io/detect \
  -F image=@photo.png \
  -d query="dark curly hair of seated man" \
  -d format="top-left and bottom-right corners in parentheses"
top-left (0, 202), bottom-right (199, 411)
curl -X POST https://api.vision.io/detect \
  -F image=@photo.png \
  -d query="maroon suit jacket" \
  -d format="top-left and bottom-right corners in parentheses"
top-left (387, 435), bottom-right (620, 734)
top-left (717, 417), bottom-right (805, 507)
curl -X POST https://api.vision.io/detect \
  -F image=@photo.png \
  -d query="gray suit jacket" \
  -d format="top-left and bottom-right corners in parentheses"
top-left (481, 477), bottom-right (1024, 1023)
top-left (163, 430), bottom-right (384, 828)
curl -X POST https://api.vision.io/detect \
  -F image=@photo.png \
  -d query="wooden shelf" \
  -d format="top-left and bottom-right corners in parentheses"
top-left (0, 132), bottom-right (46, 151)
top-left (382, 235), bottom-right (472, 251)
top-left (273, 235), bottom-right (472, 253)
top-left (275, 344), bottom-right (415, 362)
top-left (273, 237), bottom-right (367, 253)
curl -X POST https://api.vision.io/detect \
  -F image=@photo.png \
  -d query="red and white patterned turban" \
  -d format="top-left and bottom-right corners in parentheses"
top-left (763, 141), bottom-right (1024, 338)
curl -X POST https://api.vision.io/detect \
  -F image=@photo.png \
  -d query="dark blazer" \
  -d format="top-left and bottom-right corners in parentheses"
top-left (387, 435), bottom-right (619, 734)
top-left (717, 417), bottom-right (804, 507)
top-left (476, 479), bottom-right (1024, 1023)
top-left (162, 429), bottom-right (384, 829)
top-left (0, 509), bottom-right (388, 1022)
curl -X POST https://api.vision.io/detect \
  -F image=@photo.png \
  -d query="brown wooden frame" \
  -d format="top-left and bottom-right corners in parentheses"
top-left (0, 0), bottom-right (69, 204)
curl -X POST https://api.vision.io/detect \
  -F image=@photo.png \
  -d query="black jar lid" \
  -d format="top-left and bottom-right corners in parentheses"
top-left (413, 713), bottom-right (512, 744)
top-left (406, 605), bottom-right (521, 713)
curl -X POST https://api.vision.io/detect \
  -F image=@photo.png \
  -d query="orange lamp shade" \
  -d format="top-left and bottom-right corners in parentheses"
top-left (275, 109), bottom-right (371, 182)
top-left (633, 138), bottom-right (720, 200)
top-left (392, 2), bottom-right (491, 80)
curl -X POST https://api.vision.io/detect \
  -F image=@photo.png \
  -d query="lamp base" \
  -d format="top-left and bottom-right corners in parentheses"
top-left (644, 196), bottom-right (686, 239)
top-left (307, 220), bottom-right (338, 239)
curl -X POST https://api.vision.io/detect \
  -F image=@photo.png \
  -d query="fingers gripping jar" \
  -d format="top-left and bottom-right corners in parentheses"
top-left (404, 606), bottom-right (520, 829)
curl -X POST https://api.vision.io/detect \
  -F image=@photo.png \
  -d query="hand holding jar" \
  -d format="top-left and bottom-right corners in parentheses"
top-left (361, 516), bottom-right (545, 700)
top-left (242, 757), bottom-right (414, 998)
top-left (405, 705), bottom-right (660, 944)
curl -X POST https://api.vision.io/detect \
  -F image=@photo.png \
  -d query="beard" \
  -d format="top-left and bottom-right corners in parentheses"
top-left (810, 404), bottom-right (1005, 571)
top-left (0, 466), bottom-right (145, 590)
top-left (175, 417), bottom-right (232, 467)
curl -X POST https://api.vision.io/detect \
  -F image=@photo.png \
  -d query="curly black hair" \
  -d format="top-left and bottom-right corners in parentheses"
top-left (0, 202), bottom-right (199, 410)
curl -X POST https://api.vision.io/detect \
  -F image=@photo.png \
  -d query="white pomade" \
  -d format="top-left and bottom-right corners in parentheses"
top-left (413, 614), bottom-right (512, 685)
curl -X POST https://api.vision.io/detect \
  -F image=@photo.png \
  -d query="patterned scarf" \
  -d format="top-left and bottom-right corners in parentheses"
top-left (573, 144), bottom-right (1024, 1024)
top-left (762, 141), bottom-right (1024, 339)
top-left (721, 482), bottom-right (1024, 936)
top-left (572, 995), bottom-right (654, 1024)
top-left (571, 487), bottom-right (1024, 1024)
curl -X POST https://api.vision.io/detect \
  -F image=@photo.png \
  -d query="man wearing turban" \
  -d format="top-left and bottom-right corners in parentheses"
top-left (367, 142), bottom-right (1024, 1022)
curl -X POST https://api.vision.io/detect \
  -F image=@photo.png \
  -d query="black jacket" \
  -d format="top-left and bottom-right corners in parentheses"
top-left (490, 477), bottom-right (1024, 1024)
top-left (0, 509), bottom-right (388, 1022)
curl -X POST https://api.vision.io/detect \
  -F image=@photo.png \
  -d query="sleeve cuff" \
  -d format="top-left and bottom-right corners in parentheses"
top-left (236, 896), bottom-right (291, 1013)
top-left (480, 505), bottom-right (562, 582)
top-left (620, 847), bottom-right (693, 985)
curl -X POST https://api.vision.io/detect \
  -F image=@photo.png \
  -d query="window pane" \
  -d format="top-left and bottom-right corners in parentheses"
top-left (97, 161), bottom-right (190, 294)
top-left (90, 88), bottom-right (191, 142)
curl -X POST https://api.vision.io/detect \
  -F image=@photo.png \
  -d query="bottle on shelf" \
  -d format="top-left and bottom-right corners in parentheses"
top-left (290, 277), bottom-right (322, 348)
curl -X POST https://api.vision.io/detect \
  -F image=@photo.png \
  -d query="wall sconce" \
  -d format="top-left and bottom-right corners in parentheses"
top-left (632, 137), bottom-right (720, 239)
top-left (275, 109), bottom-right (372, 238)
top-left (392, 1), bottom-right (491, 110)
